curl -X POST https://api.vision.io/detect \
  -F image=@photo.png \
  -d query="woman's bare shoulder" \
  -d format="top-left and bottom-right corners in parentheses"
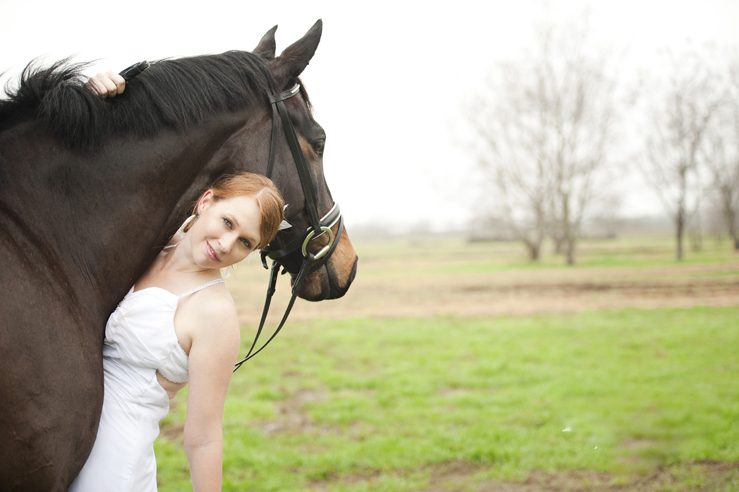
top-left (193, 286), bottom-right (238, 327)
top-left (178, 284), bottom-right (239, 346)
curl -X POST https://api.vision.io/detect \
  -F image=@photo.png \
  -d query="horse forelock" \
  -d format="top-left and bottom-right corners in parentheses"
top-left (0, 51), bottom-right (279, 152)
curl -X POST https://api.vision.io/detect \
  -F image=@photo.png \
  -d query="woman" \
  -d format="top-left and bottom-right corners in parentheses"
top-left (70, 73), bottom-right (285, 492)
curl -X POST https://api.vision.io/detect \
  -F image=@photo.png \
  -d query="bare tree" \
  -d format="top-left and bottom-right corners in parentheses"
top-left (637, 47), bottom-right (724, 260)
top-left (701, 58), bottom-right (739, 250)
top-left (465, 16), bottom-right (619, 264)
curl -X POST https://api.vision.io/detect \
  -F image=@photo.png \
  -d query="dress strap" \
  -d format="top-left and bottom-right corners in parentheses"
top-left (178, 278), bottom-right (225, 298)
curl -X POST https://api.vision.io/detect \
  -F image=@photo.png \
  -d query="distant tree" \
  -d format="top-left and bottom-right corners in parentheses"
top-left (637, 47), bottom-right (725, 260)
top-left (701, 58), bottom-right (739, 250)
top-left (465, 17), bottom-right (619, 264)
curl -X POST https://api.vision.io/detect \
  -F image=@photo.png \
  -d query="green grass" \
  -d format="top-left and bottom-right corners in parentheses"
top-left (155, 307), bottom-right (739, 491)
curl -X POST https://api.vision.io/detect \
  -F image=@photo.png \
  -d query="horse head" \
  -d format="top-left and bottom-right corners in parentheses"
top-left (212, 20), bottom-right (357, 301)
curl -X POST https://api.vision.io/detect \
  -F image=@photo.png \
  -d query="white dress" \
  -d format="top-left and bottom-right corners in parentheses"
top-left (70, 279), bottom-right (225, 492)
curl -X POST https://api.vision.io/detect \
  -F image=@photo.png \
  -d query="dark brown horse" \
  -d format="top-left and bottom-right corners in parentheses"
top-left (0, 20), bottom-right (357, 491)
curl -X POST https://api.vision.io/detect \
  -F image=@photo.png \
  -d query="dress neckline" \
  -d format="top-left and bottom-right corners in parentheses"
top-left (122, 278), bottom-right (225, 359)
top-left (120, 287), bottom-right (193, 358)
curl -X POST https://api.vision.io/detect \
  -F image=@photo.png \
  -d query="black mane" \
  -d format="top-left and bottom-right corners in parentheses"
top-left (0, 51), bottom-right (278, 151)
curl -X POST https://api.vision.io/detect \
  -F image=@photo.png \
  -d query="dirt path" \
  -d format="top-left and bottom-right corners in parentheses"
top-left (429, 461), bottom-right (739, 491)
top-left (227, 260), bottom-right (739, 325)
top-left (304, 460), bottom-right (739, 491)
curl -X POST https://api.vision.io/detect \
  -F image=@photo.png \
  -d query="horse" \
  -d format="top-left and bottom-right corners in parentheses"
top-left (0, 20), bottom-right (357, 491)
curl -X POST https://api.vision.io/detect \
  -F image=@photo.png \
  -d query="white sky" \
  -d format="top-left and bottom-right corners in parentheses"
top-left (2, 0), bottom-right (738, 232)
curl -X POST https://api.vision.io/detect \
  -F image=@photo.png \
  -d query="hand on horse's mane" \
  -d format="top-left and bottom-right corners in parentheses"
top-left (86, 71), bottom-right (126, 98)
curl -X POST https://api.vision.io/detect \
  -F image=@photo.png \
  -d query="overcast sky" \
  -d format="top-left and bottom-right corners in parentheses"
top-left (2, 0), bottom-right (738, 232)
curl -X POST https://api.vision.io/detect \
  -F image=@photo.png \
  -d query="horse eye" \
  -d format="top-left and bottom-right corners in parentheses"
top-left (313, 140), bottom-right (324, 155)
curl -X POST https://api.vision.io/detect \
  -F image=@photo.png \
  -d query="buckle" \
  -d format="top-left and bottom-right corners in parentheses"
top-left (301, 226), bottom-right (334, 260)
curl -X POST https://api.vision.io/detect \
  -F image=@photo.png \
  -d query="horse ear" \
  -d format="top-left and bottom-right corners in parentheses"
top-left (271, 19), bottom-right (322, 85)
top-left (254, 25), bottom-right (278, 60)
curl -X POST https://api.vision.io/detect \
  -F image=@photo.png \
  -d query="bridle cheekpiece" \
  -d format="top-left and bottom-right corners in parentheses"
top-left (233, 84), bottom-right (344, 370)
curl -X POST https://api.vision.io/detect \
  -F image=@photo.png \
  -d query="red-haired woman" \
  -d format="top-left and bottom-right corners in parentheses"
top-left (71, 72), bottom-right (285, 492)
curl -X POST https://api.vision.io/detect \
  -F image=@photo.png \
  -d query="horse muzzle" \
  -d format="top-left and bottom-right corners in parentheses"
top-left (294, 233), bottom-right (358, 301)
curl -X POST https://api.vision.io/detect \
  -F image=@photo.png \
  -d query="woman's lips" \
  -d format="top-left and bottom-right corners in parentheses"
top-left (206, 241), bottom-right (221, 262)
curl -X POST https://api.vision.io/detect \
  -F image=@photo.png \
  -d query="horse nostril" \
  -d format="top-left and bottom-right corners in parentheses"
top-left (346, 256), bottom-right (358, 285)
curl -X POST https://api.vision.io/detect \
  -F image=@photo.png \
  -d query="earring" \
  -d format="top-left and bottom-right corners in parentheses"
top-left (180, 214), bottom-right (196, 230)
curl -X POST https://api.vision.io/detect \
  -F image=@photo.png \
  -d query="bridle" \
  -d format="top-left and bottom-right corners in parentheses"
top-left (233, 84), bottom-right (344, 371)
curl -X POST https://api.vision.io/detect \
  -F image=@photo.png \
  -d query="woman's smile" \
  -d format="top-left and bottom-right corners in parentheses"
top-left (206, 241), bottom-right (221, 262)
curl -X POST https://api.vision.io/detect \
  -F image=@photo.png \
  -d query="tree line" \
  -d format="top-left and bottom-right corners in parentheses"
top-left (465, 18), bottom-right (739, 263)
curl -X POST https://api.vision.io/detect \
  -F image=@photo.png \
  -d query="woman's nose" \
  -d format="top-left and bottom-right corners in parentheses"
top-left (220, 234), bottom-right (237, 254)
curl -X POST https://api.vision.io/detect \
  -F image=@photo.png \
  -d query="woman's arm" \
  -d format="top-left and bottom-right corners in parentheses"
top-left (182, 291), bottom-right (240, 492)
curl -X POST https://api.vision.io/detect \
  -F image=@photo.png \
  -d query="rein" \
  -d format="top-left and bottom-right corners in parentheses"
top-left (233, 84), bottom-right (344, 371)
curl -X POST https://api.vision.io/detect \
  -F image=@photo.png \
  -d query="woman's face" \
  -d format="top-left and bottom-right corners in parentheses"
top-left (188, 192), bottom-right (262, 269)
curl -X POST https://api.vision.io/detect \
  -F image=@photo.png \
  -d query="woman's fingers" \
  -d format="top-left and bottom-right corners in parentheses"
top-left (87, 71), bottom-right (126, 98)
top-left (86, 76), bottom-right (107, 96)
top-left (105, 71), bottom-right (126, 96)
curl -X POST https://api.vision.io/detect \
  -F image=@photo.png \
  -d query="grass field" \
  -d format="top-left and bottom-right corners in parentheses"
top-left (155, 235), bottom-right (739, 491)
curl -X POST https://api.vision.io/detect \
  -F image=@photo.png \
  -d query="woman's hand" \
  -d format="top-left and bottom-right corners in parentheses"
top-left (86, 71), bottom-right (126, 98)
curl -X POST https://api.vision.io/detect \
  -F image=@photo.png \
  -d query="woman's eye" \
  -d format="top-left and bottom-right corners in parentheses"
top-left (224, 218), bottom-right (233, 228)
top-left (240, 238), bottom-right (251, 248)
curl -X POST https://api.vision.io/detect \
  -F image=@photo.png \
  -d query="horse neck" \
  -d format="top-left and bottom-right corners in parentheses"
top-left (0, 109), bottom-right (262, 323)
